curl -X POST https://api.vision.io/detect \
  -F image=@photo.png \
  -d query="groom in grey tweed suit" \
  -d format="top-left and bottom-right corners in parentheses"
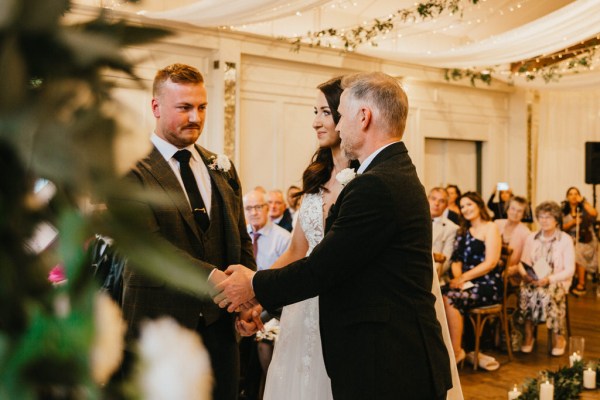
top-left (120, 63), bottom-right (255, 400)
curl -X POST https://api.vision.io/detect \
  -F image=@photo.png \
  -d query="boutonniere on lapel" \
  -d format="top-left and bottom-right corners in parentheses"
top-left (335, 168), bottom-right (356, 186)
top-left (209, 154), bottom-right (231, 173)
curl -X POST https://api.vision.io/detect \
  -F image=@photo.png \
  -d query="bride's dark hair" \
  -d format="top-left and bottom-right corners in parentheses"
top-left (298, 76), bottom-right (357, 196)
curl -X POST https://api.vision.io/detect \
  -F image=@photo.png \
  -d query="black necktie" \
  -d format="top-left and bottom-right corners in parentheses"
top-left (173, 150), bottom-right (209, 231)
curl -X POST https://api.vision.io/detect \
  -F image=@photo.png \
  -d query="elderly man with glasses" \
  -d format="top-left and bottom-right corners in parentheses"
top-left (240, 189), bottom-right (291, 400)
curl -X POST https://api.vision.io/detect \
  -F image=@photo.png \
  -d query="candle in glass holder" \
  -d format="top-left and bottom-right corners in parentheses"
top-left (539, 380), bottom-right (554, 400)
top-left (584, 367), bottom-right (597, 389)
top-left (507, 384), bottom-right (522, 399)
top-left (569, 352), bottom-right (582, 367)
top-left (569, 336), bottom-right (585, 362)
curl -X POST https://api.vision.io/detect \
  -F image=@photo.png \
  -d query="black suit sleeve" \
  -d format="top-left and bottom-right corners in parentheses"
top-left (254, 174), bottom-right (395, 310)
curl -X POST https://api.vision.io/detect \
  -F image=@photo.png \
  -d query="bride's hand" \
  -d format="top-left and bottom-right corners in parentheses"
top-left (235, 305), bottom-right (264, 336)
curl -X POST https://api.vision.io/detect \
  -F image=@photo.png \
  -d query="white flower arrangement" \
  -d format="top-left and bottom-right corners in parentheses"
top-left (335, 168), bottom-right (357, 186)
top-left (256, 318), bottom-right (280, 342)
top-left (90, 292), bottom-right (126, 385)
top-left (209, 154), bottom-right (231, 172)
top-left (137, 317), bottom-right (213, 400)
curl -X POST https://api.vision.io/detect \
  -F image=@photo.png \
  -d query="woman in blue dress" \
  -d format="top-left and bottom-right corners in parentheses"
top-left (443, 191), bottom-right (502, 365)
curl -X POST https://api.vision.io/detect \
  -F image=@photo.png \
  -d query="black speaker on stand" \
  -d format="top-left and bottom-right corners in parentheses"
top-left (585, 141), bottom-right (600, 207)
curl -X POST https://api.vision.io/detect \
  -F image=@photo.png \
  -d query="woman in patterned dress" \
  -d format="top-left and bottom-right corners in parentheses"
top-left (517, 201), bottom-right (574, 355)
top-left (443, 191), bottom-right (502, 365)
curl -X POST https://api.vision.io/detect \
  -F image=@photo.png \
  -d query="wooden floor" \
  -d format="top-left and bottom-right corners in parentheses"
top-left (459, 282), bottom-right (600, 400)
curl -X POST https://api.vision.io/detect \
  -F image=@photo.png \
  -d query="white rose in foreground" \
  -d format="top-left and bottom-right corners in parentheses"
top-left (137, 317), bottom-right (213, 400)
top-left (91, 292), bottom-right (126, 385)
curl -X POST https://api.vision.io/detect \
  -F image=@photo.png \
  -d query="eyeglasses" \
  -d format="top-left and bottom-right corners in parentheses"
top-left (244, 204), bottom-right (267, 212)
top-left (537, 213), bottom-right (555, 221)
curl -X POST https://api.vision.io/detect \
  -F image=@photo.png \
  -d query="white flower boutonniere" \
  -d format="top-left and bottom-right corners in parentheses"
top-left (209, 154), bottom-right (231, 172)
top-left (335, 168), bottom-right (356, 186)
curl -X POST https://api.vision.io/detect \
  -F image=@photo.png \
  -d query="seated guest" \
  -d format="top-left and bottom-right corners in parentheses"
top-left (562, 186), bottom-right (598, 297)
top-left (487, 185), bottom-right (513, 220)
top-left (443, 192), bottom-right (502, 364)
top-left (267, 189), bottom-right (293, 232)
top-left (286, 185), bottom-right (302, 228)
top-left (429, 187), bottom-right (458, 282)
top-left (516, 201), bottom-right (575, 356)
top-left (444, 184), bottom-right (461, 225)
top-left (240, 190), bottom-right (291, 399)
top-left (488, 185), bottom-right (534, 223)
top-left (495, 196), bottom-right (531, 278)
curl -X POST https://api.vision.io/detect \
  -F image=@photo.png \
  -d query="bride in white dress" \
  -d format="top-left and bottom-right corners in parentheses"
top-left (262, 77), bottom-right (463, 400)
top-left (263, 77), bottom-right (349, 400)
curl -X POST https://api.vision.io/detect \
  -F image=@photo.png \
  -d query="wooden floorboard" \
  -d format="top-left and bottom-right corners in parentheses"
top-left (458, 283), bottom-right (600, 399)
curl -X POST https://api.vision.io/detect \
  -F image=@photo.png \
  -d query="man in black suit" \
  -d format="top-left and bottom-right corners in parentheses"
top-left (216, 72), bottom-right (452, 399)
top-left (119, 63), bottom-right (256, 400)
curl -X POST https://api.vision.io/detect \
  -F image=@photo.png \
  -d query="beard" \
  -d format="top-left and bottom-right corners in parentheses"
top-left (341, 139), bottom-right (358, 161)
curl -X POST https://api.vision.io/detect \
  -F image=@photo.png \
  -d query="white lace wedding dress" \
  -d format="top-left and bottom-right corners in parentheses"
top-left (263, 191), bottom-right (463, 400)
top-left (263, 191), bottom-right (333, 400)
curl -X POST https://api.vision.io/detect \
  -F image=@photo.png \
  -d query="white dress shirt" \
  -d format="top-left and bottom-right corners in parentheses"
top-left (248, 221), bottom-right (292, 270)
top-left (356, 141), bottom-right (400, 174)
top-left (151, 133), bottom-right (212, 215)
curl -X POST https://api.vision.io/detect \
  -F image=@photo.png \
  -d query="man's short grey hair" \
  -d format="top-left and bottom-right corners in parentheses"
top-left (429, 187), bottom-right (449, 199)
top-left (341, 72), bottom-right (409, 137)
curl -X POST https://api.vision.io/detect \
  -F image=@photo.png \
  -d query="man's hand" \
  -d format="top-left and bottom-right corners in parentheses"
top-left (433, 252), bottom-right (446, 263)
top-left (208, 268), bottom-right (228, 297)
top-left (213, 264), bottom-right (256, 312)
top-left (235, 305), bottom-right (264, 336)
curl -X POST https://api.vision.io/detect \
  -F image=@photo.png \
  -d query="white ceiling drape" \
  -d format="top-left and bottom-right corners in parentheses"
top-left (358, 0), bottom-right (600, 68)
top-left (139, 0), bottom-right (332, 27)
top-left (134, 0), bottom-right (600, 89)
top-left (140, 0), bottom-right (600, 69)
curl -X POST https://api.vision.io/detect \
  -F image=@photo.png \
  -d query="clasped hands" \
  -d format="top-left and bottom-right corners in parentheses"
top-left (209, 265), bottom-right (263, 336)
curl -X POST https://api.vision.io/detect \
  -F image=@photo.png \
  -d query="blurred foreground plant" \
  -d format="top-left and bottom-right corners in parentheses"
top-left (0, 1), bottom-right (212, 398)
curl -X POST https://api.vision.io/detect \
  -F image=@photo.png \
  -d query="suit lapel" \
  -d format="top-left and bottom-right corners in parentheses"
top-left (196, 146), bottom-right (239, 245)
top-left (432, 219), bottom-right (442, 244)
top-left (145, 147), bottom-right (202, 241)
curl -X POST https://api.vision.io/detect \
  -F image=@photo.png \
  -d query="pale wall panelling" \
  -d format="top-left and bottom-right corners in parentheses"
top-left (239, 97), bottom-right (280, 192)
top-left (239, 93), bottom-right (317, 193)
top-left (404, 81), bottom-right (514, 198)
top-left (424, 139), bottom-right (478, 194)
top-left (239, 55), bottom-right (353, 192)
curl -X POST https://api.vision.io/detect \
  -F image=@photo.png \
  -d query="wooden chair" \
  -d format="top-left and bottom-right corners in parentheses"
top-left (466, 245), bottom-right (514, 370)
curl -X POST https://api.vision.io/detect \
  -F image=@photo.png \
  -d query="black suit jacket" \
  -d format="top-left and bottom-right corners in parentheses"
top-left (120, 145), bottom-right (256, 338)
top-left (254, 142), bottom-right (452, 399)
top-left (276, 208), bottom-right (293, 232)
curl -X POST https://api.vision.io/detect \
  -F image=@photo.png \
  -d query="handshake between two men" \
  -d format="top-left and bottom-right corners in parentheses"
top-left (210, 264), bottom-right (265, 336)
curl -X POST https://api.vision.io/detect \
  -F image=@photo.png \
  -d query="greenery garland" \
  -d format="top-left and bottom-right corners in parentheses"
top-left (444, 43), bottom-right (598, 87)
top-left (516, 360), bottom-right (599, 400)
top-left (285, 0), bottom-right (599, 87)
top-left (290, 0), bottom-right (480, 51)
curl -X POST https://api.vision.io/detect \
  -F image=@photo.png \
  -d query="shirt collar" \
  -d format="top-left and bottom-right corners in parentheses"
top-left (247, 220), bottom-right (274, 236)
top-left (151, 133), bottom-right (200, 163)
top-left (356, 141), bottom-right (400, 174)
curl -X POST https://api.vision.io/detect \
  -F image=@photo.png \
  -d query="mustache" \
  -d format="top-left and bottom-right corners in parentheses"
top-left (182, 123), bottom-right (201, 130)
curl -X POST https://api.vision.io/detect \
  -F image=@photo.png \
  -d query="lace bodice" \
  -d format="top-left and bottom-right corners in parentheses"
top-left (299, 191), bottom-right (325, 253)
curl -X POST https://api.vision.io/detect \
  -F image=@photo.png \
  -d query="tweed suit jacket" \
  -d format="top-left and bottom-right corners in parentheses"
top-left (121, 145), bottom-right (255, 339)
top-left (253, 142), bottom-right (452, 399)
